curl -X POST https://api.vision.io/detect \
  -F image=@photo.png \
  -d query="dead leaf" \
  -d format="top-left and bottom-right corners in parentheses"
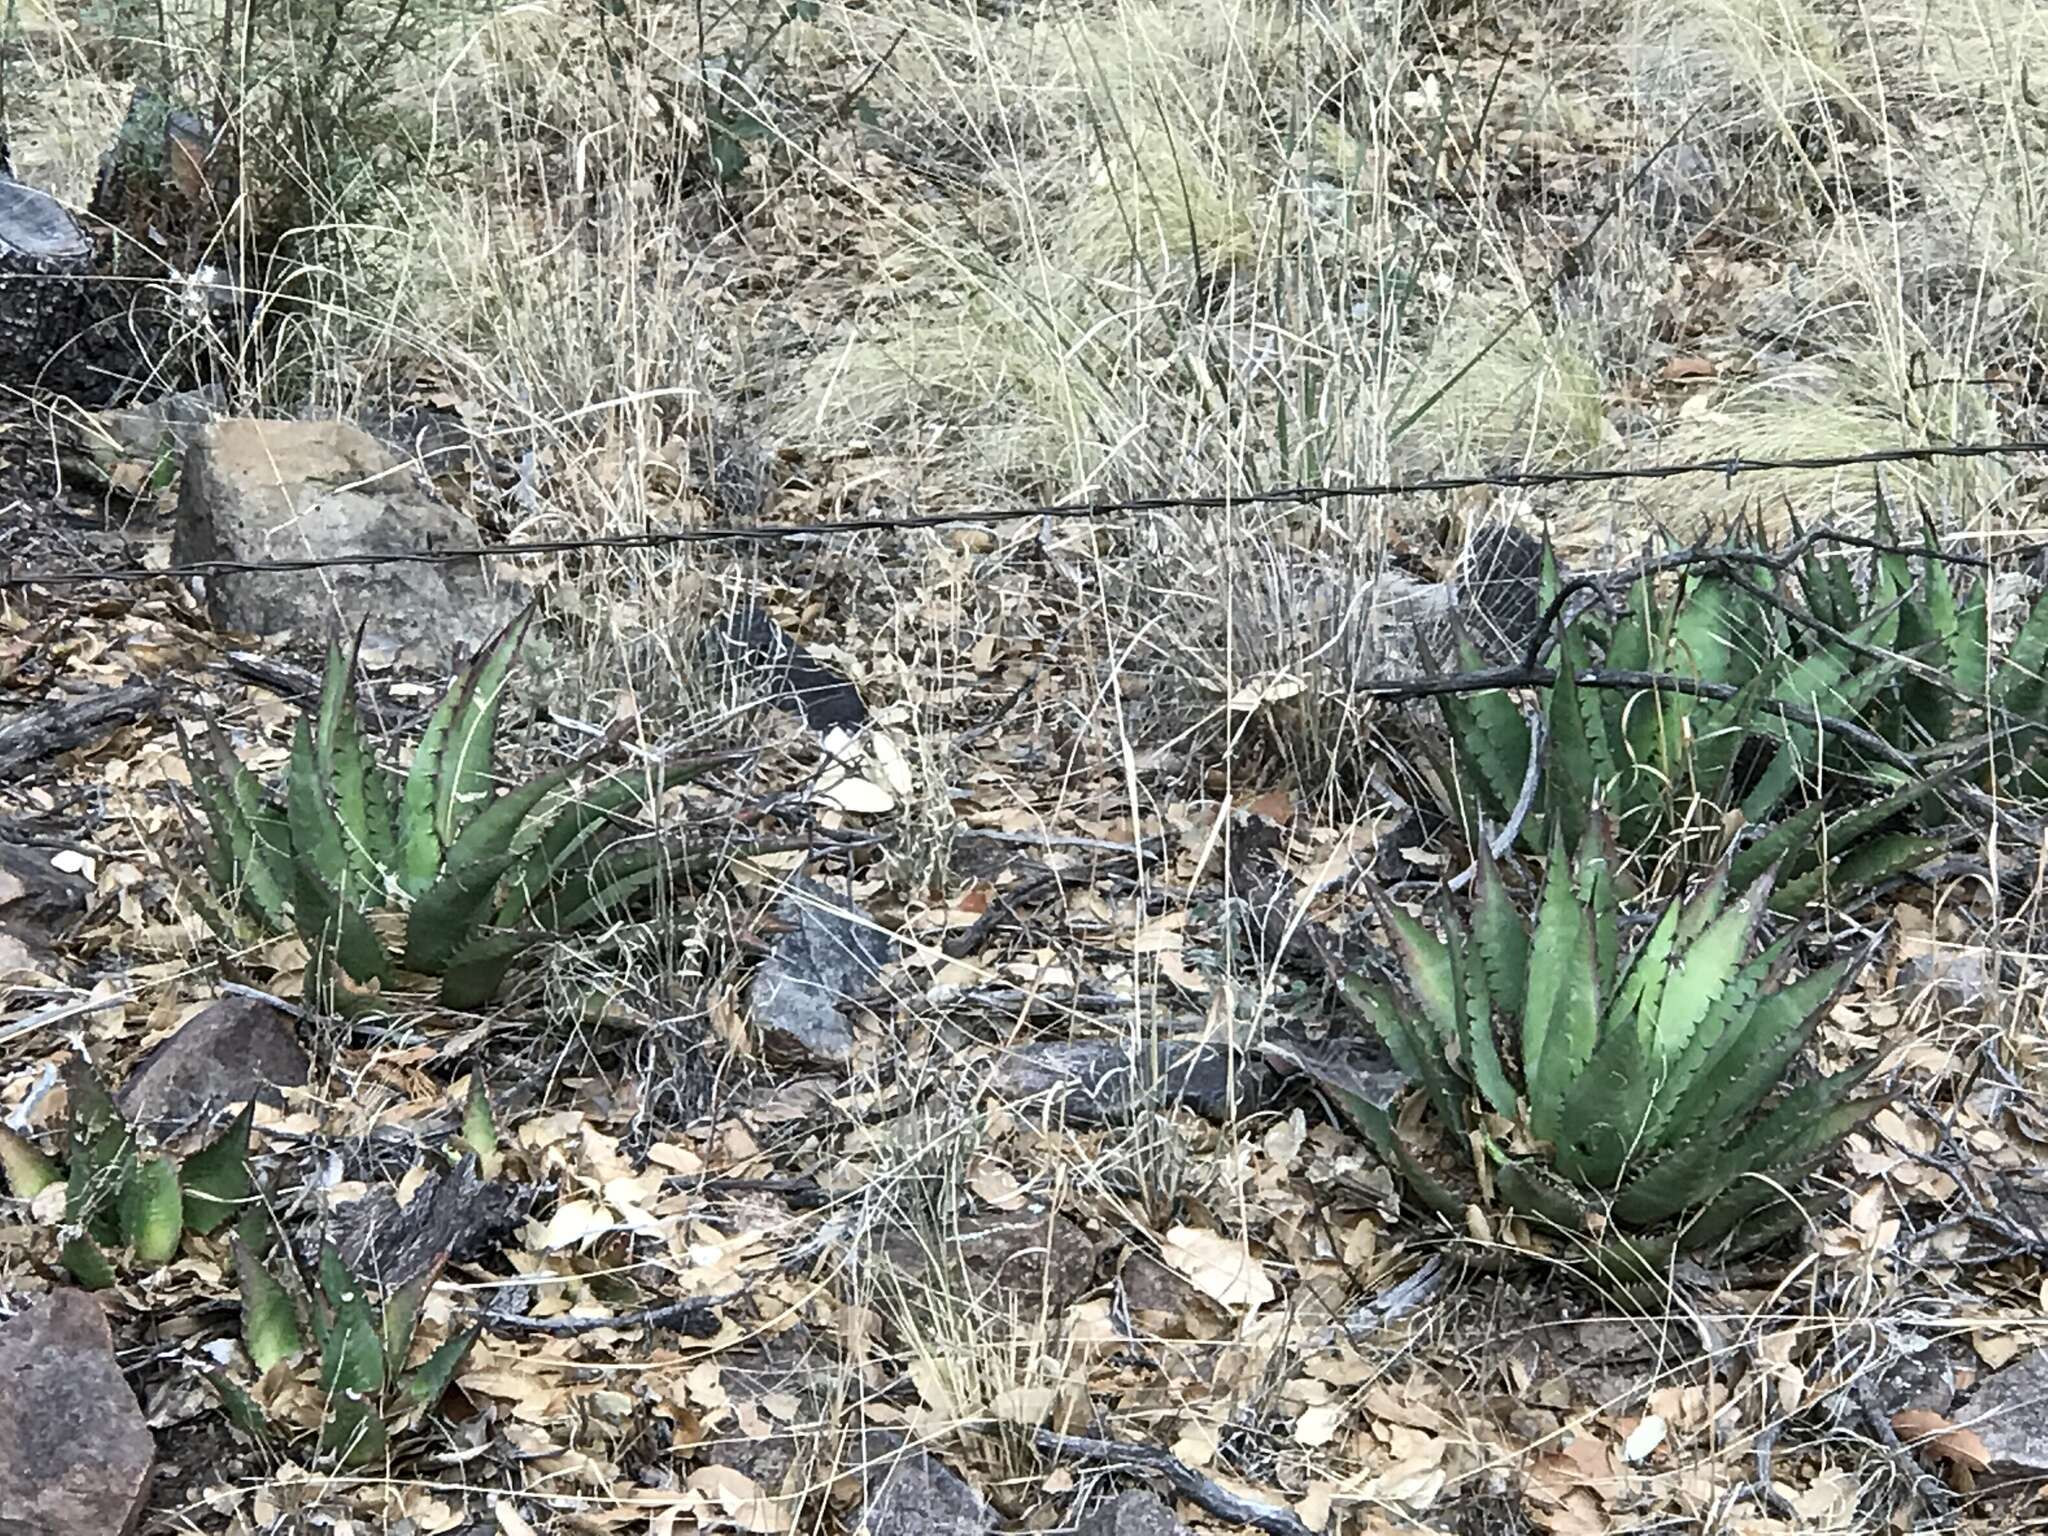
top-left (1159, 1225), bottom-right (1277, 1310)
top-left (1892, 1409), bottom-right (1993, 1472)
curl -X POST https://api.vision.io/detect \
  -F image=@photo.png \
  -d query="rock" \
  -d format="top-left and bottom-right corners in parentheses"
top-left (63, 386), bottom-right (223, 491)
top-left (115, 995), bottom-right (309, 1135)
top-left (702, 604), bottom-right (865, 731)
top-left (0, 1289), bottom-right (155, 1536)
top-left (1080, 1491), bottom-right (1191, 1536)
top-left (748, 876), bottom-right (895, 1067)
top-left (1956, 1346), bottom-right (2048, 1490)
top-left (852, 1434), bottom-right (995, 1536)
top-left (1117, 1251), bottom-right (1231, 1340)
top-left (985, 1039), bottom-right (1288, 1127)
top-left (171, 419), bottom-right (516, 663)
top-left (876, 1208), bottom-right (1098, 1317)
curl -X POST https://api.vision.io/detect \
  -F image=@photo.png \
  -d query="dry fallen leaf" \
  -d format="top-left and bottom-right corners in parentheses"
top-left (1892, 1409), bottom-right (1994, 1473)
top-left (1159, 1224), bottom-right (1277, 1310)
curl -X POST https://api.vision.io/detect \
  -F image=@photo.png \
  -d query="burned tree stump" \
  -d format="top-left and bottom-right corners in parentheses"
top-left (0, 175), bottom-right (96, 392)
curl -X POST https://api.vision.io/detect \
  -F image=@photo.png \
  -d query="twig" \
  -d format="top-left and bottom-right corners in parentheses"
top-left (0, 681), bottom-right (161, 775)
top-left (1032, 1429), bottom-right (1318, 1536)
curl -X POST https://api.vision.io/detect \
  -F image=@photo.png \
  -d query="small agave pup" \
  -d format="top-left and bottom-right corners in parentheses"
top-left (0, 1057), bottom-right (256, 1289)
top-left (180, 611), bottom-right (720, 1012)
top-left (1302, 816), bottom-right (1883, 1291)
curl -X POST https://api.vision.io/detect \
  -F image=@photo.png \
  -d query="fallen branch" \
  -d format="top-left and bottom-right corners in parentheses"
top-left (0, 680), bottom-right (161, 775)
top-left (1032, 1429), bottom-right (1318, 1536)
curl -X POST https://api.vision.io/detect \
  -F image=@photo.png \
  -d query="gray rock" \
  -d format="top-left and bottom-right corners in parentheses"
top-left (749, 876), bottom-right (894, 1067)
top-left (853, 1433), bottom-right (995, 1536)
top-left (171, 419), bottom-right (516, 664)
top-left (1958, 1346), bottom-right (2048, 1490)
top-left (985, 1039), bottom-right (1287, 1127)
top-left (115, 994), bottom-right (308, 1135)
top-left (0, 1289), bottom-right (155, 1536)
top-left (1080, 1490), bottom-right (1191, 1536)
top-left (321, 1153), bottom-right (525, 1292)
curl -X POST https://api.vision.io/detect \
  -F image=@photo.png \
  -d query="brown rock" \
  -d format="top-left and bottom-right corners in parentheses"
top-left (116, 995), bottom-right (309, 1135)
top-left (171, 419), bottom-right (516, 663)
top-left (0, 1289), bottom-right (155, 1536)
top-left (1958, 1346), bottom-right (2048, 1491)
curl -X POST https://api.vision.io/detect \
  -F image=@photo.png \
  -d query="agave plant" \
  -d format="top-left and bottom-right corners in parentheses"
top-left (0, 1057), bottom-right (255, 1288)
top-left (215, 1238), bottom-right (479, 1467)
top-left (1433, 542), bottom-right (1952, 910)
top-left (182, 612), bottom-right (715, 1010)
top-left (1291, 818), bottom-right (1881, 1289)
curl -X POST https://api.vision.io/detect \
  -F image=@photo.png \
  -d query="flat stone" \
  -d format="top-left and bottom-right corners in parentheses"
top-left (0, 1289), bottom-right (155, 1536)
top-left (702, 604), bottom-right (865, 731)
top-left (171, 419), bottom-right (517, 665)
top-left (749, 876), bottom-right (894, 1067)
top-left (115, 994), bottom-right (309, 1135)
top-left (1959, 1346), bottom-right (2048, 1490)
top-left (1079, 1491), bottom-right (1191, 1536)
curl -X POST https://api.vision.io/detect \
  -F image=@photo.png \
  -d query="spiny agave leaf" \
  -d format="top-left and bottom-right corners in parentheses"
top-left (404, 1324), bottom-right (480, 1411)
top-left (119, 1154), bottom-right (183, 1266)
top-left (1524, 836), bottom-right (1601, 1147)
top-left (1651, 870), bottom-right (1770, 1065)
top-left (208, 1372), bottom-right (271, 1439)
top-left (1684, 1083), bottom-right (1883, 1253)
top-left (1338, 975), bottom-right (1465, 1133)
top-left (1458, 858), bottom-right (1519, 1116)
top-left (235, 1239), bottom-right (305, 1370)
top-left (1551, 1007), bottom-right (1655, 1191)
top-left (434, 609), bottom-right (536, 848)
top-left (1647, 932), bottom-right (1798, 1149)
top-left (1670, 862), bottom-right (1731, 949)
top-left (199, 724), bottom-right (294, 928)
top-left (494, 771), bottom-right (651, 927)
top-left (404, 759), bottom-right (581, 974)
top-left (403, 850), bottom-right (522, 975)
top-left (316, 636), bottom-right (399, 893)
top-left (320, 1273), bottom-right (388, 1399)
top-left (1329, 1084), bottom-right (1467, 1222)
top-left (1776, 832), bottom-right (1947, 912)
top-left (1727, 804), bottom-right (1823, 896)
top-left (461, 1073), bottom-right (498, 1164)
top-left (1373, 894), bottom-right (1458, 1055)
top-left (0, 1124), bottom-right (60, 1198)
top-left (1954, 575), bottom-right (1991, 701)
top-left (1543, 601), bottom-right (1610, 854)
top-left (64, 1058), bottom-right (130, 1236)
top-left (317, 1242), bottom-right (354, 1312)
top-left (1497, 1159), bottom-right (1597, 1234)
top-left (537, 844), bottom-right (687, 932)
top-left (437, 930), bottom-right (537, 1010)
top-left (288, 719), bottom-right (393, 985)
top-left (1574, 815), bottom-right (1621, 1001)
top-left (1606, 889), bottom-right (1685, 1047)
top-left (181, 1101), bottom-right (256, 1236)
top-left (380, 1260), bottom-right (440, 1377)
top-left (1661, 956), bottom-right (1859, 1150)
top-left (1609, 1131), bottom-right (1738, 1228)
top-left (320, 1389), bottom-right (390, 1467)
top-left (1433, 629), bottom-right (1531, 829)
top-left (60, 1230), bottom-right (117, 1290)
top-left (397, 677), bottom-right (465, 898)
top-left (1997, 580), bottom-right (2048, 718)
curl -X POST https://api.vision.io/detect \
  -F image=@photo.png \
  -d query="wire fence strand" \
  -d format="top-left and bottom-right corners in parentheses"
top-left (4, 436), bottom-right (2046, 590)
